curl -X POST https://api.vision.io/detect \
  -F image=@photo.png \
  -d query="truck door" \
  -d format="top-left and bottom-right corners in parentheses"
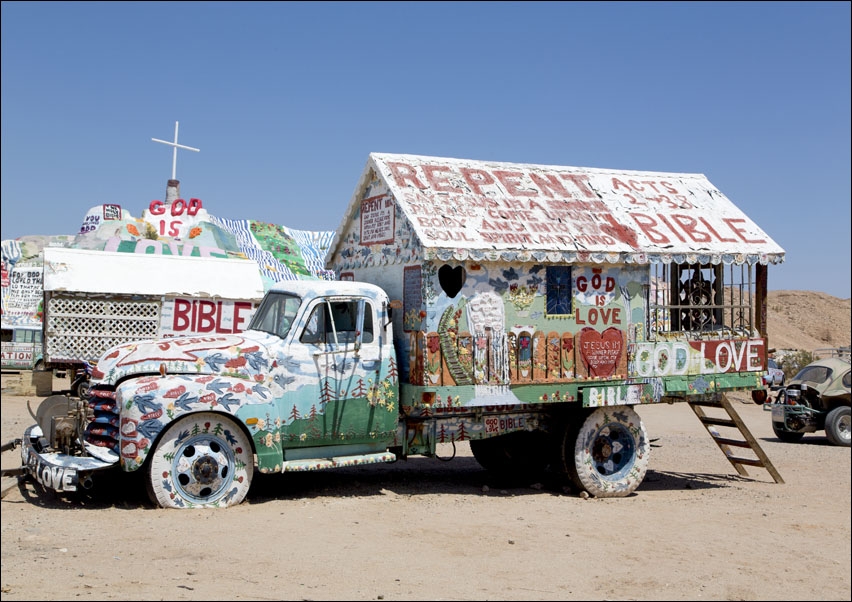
top-left (292, 297), bottom-right (395, 445)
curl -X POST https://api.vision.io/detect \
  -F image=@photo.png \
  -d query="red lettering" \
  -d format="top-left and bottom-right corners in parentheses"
top-left (171, 199), bottom-right (186, 216)
top-left (460, 168), bottom-right (496, 196)
top-left (197, 300), bottom-right (216, 333)
top-left (698, 217), bottom-right (737, 242)
top-left (149, 200), bottom-right (165, 215)
top-left (173, 299), bottom-right (192, 331)
top-left (670, 214), bottom-right (711, 242)
top-left (421, 165), bottom-right (456, 192)
top-left (529, 173), bottom-right (569, 198)
top-left (494, 170), bottom-right (535, 197)
top-left (575, 307), bottom-right (622, 325)
top-left (561, 174), bottom-right (595, 197)
top-left (187, 198), bottom-right (202, 216)
top-left (722, 218), bottom-right (766, 243)
top-left (629, 214), bottom-right (670, 244)
top-left (233, 302), bottom-right (253, 332)
top-left (611, 178), bottom-right (630, 192)
top-left (387, 162), bottom-right (425, 189)
top-left (656, 214), bottom-right (687, 242)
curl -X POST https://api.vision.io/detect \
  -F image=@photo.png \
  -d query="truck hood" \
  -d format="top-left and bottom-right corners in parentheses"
top-left (92, 331), bottom-right (276, 385)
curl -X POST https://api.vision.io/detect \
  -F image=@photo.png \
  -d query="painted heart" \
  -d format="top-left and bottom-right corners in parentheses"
top-left (578, 326), bottom-right (623, 378)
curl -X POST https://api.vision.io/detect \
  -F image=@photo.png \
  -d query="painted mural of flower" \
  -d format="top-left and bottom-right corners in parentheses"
top-left (188, 226), bottom-right (202, 239)
top-left (508, 283), bottom-right (536, 310)
top-left (126, 223), bottom-right (140, 236)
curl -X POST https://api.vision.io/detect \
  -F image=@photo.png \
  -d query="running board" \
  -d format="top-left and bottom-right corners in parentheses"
top-left (281, 451), bottom-right (397, 473)
top-left (688, 394), bottom-right (784, 484)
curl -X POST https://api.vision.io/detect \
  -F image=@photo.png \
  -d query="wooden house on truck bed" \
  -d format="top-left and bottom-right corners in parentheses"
top-left (325, 152), bottom-right (786, 412)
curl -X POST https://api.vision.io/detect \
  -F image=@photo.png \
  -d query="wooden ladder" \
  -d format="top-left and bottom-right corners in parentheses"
top-left (688, 394), bottom-right (784, 484)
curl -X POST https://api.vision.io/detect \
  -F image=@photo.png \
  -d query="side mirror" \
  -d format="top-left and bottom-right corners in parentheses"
top-left (386, 299), bottom-right (402, 327)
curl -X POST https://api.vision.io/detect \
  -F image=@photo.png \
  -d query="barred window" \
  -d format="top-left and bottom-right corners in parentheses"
top-left (647, 263), bottom-right (756, 339)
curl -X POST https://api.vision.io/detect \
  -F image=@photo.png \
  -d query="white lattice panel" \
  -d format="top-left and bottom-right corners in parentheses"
top-left (45, 295), bottom-right (162, 362)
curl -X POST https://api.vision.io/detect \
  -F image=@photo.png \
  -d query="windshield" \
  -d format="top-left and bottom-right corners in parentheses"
top-left (792, 365), bottom-right (833, 386)
top-left (247, 292), bottom-right (302, 339)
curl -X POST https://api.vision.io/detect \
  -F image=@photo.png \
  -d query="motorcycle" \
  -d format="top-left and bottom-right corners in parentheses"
top-left (70, 361), bottom-right (94, 399)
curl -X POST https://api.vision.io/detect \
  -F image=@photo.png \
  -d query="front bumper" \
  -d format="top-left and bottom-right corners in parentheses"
top-left (764, 402), bottom-right (819, 433)
top-left (21, 424), bottom-right (120, 492)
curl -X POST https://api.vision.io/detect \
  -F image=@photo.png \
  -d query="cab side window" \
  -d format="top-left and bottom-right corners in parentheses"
top-left (300, 300), bottom-right (374, 345)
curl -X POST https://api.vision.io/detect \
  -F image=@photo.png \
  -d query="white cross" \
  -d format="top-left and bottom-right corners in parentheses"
top-left (152, 121), bottom-right (200, 180)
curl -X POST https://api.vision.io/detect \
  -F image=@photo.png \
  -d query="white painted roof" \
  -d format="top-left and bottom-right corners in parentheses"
top-left (335, 153), bottom-right (786, 265)
top-left (42, 247), bottom-right (265, 299)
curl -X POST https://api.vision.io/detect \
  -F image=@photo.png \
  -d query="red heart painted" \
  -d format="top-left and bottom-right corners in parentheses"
top-left (578, 327), bottom-right (623, 378)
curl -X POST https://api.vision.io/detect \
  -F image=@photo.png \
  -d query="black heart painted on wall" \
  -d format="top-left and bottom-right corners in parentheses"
top-left (438, 265), bottom-right (466, 298)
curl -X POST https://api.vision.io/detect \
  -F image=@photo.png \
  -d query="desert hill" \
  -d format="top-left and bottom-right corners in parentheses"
top-left (766, 290), bottom-right (851, 353)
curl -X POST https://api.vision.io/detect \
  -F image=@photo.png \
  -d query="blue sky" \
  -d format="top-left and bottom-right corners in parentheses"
top-left (2, 1), bottom-right (850, 298)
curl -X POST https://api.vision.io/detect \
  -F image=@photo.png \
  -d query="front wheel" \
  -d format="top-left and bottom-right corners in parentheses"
top-left (147, 412), bottom-right (254, 509)
top-left (74, 378), bottom-right (91, 399)
top-left (824, 406), bottom-right (851, 447)
top-left (557, 407), bottom-right (650, 498)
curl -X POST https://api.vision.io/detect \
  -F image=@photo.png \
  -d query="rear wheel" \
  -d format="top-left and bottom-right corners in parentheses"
top-left (751, 389), bottom-right (768, 404)
top-left (824, 406), bottom-right (851, 447)
top-left (557, 407), bottom-right (649, 498)
top-left (147, 412), bottom-right (254, 509)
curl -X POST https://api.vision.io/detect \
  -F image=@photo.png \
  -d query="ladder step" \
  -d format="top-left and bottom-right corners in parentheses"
top-left (710, 437), bottom-right (752, 448)
top-left (699, 417), bottom-right (737, 428)
top-left (726, 456), bottom-right (765, 468)
top-left (689, 399), bottom-right (724, 408)
top-left (689, 395), bottom-right (784, 484)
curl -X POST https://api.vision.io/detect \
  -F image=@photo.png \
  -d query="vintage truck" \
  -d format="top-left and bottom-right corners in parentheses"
top-left (9, 153), bottom-right (786, 508)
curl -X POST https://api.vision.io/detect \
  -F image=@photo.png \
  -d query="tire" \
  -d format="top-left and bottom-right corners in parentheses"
top-left (772, 424), bottom-right (804, 443)
top-left (557, 407), bottom-right (650, 498)
top-left (146, 412), bottom-right (254, 509)
top-left (469, 431), bottom-right (551, 479)
top-left (824, 406), bottom-right (851, 447)
top-left (74, 379), bottom-right (91, 400)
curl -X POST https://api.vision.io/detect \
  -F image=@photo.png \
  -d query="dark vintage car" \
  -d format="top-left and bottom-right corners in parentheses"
top-left (765, 354), bottom-right (851, 446)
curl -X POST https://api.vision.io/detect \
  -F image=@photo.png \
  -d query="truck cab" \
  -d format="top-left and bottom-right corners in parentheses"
top-left (20, 280), bottom-right (400, 508)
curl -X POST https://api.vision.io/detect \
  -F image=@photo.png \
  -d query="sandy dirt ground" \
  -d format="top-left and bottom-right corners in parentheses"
top-left (1, 373), bottom-right (849, 602)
